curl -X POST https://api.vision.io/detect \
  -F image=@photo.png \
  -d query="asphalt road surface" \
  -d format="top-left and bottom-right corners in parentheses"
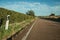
top-left (25, 19), bottom-right (60, 40)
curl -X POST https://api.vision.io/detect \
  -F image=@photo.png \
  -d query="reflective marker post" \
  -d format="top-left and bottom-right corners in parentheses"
top-left (5, 15), bottom-right (10, 30)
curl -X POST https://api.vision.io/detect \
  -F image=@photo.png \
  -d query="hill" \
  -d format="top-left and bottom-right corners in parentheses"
top-left (0, 8), bottom-right (35, 40)
top-left (0, 8), bottom-right (33, 24)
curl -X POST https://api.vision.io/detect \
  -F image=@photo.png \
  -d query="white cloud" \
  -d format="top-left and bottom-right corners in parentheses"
top-left (0, 2), bottom-right (60, 16)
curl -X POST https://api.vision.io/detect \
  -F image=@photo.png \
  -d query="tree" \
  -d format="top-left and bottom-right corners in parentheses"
top-left (50, 13), bottom-right (55, 16)
top-left (26, 10), bottom-right (35, 16)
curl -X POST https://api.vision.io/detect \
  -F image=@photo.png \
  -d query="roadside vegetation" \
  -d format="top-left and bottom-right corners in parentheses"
top-left (38, 13), bottom-right (60, 22)
top-left (0, 8), bottom-right (35, 40)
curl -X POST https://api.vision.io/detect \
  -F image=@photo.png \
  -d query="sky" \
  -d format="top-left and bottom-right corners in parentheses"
top-left (0, 0), bottom-right (60, 16)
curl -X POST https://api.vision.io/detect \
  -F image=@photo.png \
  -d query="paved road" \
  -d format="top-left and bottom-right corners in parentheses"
top-left (26, 19), bottom-right (60, 40)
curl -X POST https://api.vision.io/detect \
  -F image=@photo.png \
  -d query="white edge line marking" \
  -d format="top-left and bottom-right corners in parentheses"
top-left (21, 19), bottom-right (37, 40)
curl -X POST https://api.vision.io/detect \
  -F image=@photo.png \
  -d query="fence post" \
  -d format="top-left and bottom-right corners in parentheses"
top-left (5, 15), bottom-right (10, 30)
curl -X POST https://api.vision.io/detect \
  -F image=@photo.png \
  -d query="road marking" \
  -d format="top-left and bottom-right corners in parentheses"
top-left (21, 19), bottom-right (37, 40)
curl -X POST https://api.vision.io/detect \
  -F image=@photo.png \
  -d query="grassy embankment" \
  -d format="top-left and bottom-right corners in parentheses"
top-left (0, 8), bottom-right (35, 40)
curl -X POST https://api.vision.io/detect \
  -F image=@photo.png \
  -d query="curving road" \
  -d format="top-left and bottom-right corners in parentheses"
top-left (25, 19), bottom-right (60, 40)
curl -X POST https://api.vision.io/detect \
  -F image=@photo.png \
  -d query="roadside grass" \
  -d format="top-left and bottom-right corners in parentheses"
top-left (0, 19), bottom-right (34, 40)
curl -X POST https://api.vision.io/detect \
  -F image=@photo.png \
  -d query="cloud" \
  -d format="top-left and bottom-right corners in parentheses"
top-left (0, 1), bottom-right (60, 16)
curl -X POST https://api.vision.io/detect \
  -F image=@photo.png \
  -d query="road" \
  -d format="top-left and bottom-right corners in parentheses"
top-left (25, 19), bottom-right (60, 40)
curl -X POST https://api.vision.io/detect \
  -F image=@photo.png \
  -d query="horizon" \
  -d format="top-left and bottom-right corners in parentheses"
top-left (0, 0), bottom-right (60, 16)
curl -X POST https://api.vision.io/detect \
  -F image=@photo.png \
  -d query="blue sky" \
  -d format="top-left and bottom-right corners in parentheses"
top-left (0, 0), bottom-right (60, 16)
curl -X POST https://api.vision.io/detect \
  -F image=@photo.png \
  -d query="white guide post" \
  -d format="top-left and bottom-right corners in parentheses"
top-left (5, 15), bottom-right (10, 30)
